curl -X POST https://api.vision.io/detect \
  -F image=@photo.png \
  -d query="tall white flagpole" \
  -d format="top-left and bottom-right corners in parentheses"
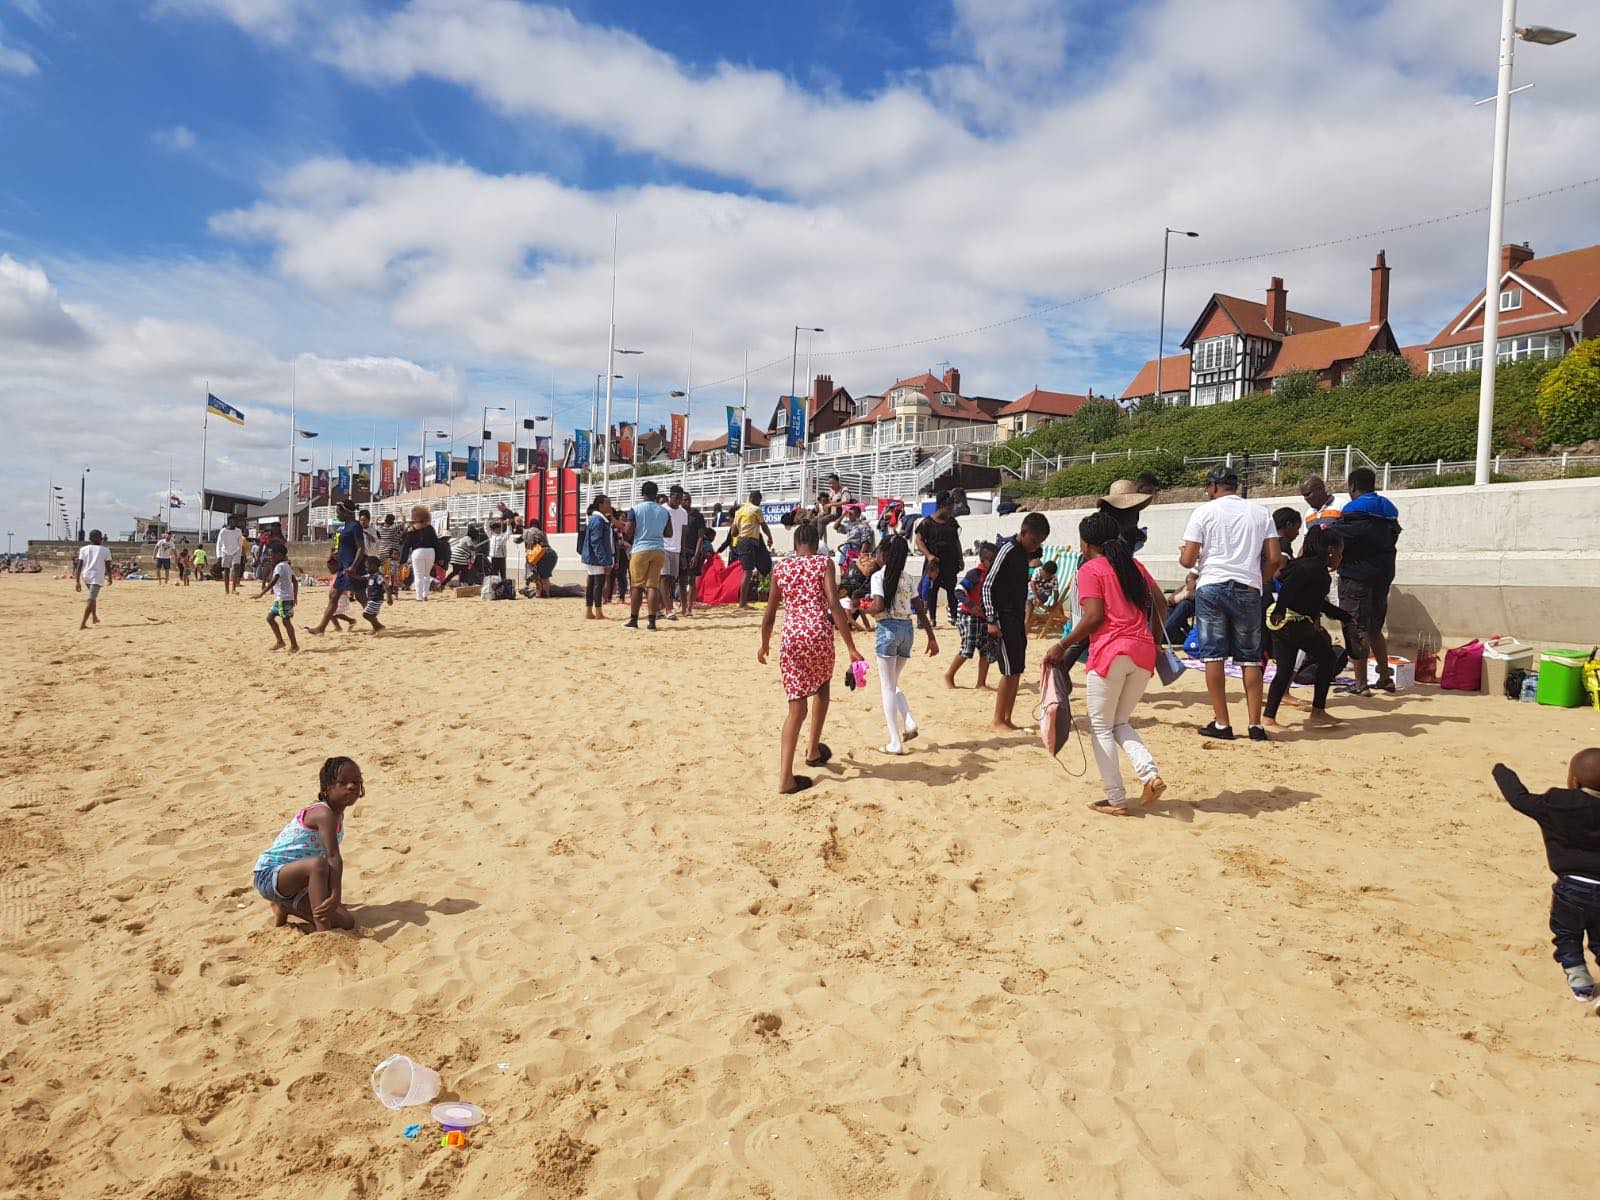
top-left (288, 360), bottom-right (297, 536)
top-left (738, 348), bottom-right (748, 504)
top-left (681, 332), bottom-right (694, 489)
top-left (602, 213), bottom-right (618, 496)
top-left (200, 381), bottom-right (211, 541)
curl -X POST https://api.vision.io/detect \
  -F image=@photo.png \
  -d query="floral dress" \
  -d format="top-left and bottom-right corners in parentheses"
top-left (774, 553), bottom-right (835, 701)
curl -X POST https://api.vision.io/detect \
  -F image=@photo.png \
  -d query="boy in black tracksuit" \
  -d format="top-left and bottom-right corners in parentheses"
top-left (1494, 749), bottom-right (1600, 1004)
top-left (983, 512), bottom-right (1050, 730)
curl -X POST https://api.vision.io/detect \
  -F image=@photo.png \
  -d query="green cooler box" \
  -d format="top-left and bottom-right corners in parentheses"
top-left (1536, 649), bottom-right (1590, 708)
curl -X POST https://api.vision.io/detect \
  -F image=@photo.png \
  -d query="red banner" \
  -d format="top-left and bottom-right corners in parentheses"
top-left (380, 458), bottom-right (395, 496)
top-left (297, 472), bottom-right (311, 500)
top-left (670, 413), bottom-right (686, 460)
top-left (618, 422), bottom-right (636, 462)
top-left (497, 441), bottom-right (512, 478)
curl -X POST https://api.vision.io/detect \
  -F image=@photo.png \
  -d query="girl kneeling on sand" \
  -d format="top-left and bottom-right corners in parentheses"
top-left (1043, 512), bottom-right (1170, 815)
top-left (252, 757), bottom-right (363, 931)
top-left (759, 522), bottom-right (864, 795)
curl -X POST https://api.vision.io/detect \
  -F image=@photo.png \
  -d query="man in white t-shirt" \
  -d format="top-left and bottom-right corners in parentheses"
top-left (74, 529), bottom-right (113, 630)
top-left (661, 486), bottom-right (687, 617)
top-left (216, 516), bottom-right (246, 595)
top-left (1179, 466), bottom-right (1280, 741)
top-left (154, 533), bottom-right (174, 584)
top-left (1299, 475), bottom-right (1346, 531)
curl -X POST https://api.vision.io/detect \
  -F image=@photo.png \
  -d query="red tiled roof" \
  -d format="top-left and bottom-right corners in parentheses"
top-left (853, 372), bottom-right (997, 423)
top-left (1258, 323), bottom-right (1389, 379)
top-left (1120, 352), bottom-right (1191, 399)
top-left (1398, 343), bottom-right (1429, 373)
top-left (1210, 294), bottom-right (1340, 339)
top-left (1425, 243), bottom-right (1600, 349)
top-left (690, 420), bottom-right (770, 455)
top-left (843, 395), bottom-right (891, 427)
top-left (997, 388), bottom-right (1090, 417)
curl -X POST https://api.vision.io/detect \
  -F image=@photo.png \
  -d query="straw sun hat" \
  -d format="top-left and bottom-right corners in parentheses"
top-left (1099, 479), bottom-right (1153, 512)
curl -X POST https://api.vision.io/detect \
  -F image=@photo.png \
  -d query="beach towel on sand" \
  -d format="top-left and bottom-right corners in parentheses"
top-left (1039, 662), bottom-right (1073, 756)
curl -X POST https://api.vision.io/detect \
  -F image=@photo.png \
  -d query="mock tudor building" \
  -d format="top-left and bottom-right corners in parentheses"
top-left (1121, 252), bottom-right (1402, 405)
top-left (1421, 241), bottom-right (1600, 373)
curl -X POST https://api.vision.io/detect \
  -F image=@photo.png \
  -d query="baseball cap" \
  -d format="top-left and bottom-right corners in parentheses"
top-left (1204, 466), bottom-right (1239, 487)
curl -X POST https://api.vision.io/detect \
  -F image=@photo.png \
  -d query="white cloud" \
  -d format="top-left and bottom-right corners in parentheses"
top-left (0, 38), bottom-right (37, 76)
top-left (152, 124), bottom-right (198, 152)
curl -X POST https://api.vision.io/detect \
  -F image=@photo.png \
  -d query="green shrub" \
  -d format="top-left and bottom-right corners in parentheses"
top-left (1346, 350), bottom-right (1414, 390)
top-left (1537, 340), bottom-right (1600, 445)
top-left (1039, 449), bottom-right (1191, 499)
top-left (1408, 471), bottom-right (1512, 488)
top-left (1272, 370), bottom-right (1322, 402)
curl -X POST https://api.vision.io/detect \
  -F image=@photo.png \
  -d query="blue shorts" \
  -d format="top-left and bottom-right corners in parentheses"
top-left (1194, 581), bottom-right (1265, 664)
top-left (332, 571), bottom-right (358, 594)
top-left (253, 863), bottom-right (306, 908)
top-left (86, 583), bottom-right (102, 600)
top-left (875, 616), bottom-right (914, 659)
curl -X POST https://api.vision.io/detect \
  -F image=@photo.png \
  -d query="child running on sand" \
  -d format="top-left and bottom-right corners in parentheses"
top-left (254, 543), bottom-right (299, 652)
top-left (984, 512), bottom-right (1051, 730)
top-left (1494, 749), bottom-right (1600, 1005)
top-left (359, 555), bottom-right (386, 633)
top-left (946, 542), bottom-right (998, 690)
top-left (253, 757), bottom-right (362, 931)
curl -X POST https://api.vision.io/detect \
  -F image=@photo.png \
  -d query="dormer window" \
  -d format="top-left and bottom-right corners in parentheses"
top-left (1499, 287), bottom-right (1522, 312)
top-left (938, 392), bottom-right (957, 407)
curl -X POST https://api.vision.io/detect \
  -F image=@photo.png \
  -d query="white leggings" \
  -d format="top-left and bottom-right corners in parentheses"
top-left (1086, 656), bottom-right (1158, 806)
top-left (877, 655), bottom-right (917, 751)
top-left (410, 547), bottom-right (436, 600)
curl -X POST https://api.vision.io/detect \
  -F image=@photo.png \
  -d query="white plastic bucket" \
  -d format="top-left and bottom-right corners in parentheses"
top-left (370, 1055), bottom-right (441, 1110)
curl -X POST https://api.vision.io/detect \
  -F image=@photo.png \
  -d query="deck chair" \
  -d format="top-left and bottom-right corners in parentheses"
top-left (1026, 545), bottom-right (1081, 638)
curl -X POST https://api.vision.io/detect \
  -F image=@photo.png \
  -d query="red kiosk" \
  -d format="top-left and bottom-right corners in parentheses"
top-left (526, 469), bottom-right (580, 533)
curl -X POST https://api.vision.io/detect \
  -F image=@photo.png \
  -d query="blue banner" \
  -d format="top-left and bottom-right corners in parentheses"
top-left (786, 395), bottom-right (805, 448)
top-left (337, 466), bottom-right (350, 495)
top-left (434, 450), bottom-right (449, 485)
top-left (761, 501), bottom-right (798, 524)
top-left (466, 445), bottom-right (481, 481)
top-left (573, 430), bottom-right (591, 469)
top-left (726, 406), bottom-right (742, 454)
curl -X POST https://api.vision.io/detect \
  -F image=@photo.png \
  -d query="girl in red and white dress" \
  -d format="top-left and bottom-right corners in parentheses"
top-left (759, 521), bottom-right (864, 795)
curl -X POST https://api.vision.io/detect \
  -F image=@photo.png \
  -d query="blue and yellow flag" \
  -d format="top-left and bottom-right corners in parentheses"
top-left (206, 393), bottom-right (245, 425)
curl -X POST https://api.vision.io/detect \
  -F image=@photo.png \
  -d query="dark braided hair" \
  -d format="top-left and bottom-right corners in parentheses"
top-left (1299, 525), bottom-right (1344, 560)
top-left (318, 756), bottom-right (359, 802)
top-left (792, 521), bottom-right (820, 552)
top-left (878, 533), bottom-right (909, 611)
top-left (1079, 511), bottom-right (1149, 611)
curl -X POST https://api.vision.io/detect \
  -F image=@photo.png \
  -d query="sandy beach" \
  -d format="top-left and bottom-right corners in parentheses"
top-left (2, 571), bottom-right (1598, 1199)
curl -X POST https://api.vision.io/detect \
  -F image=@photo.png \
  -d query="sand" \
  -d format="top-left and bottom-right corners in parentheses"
top-left (2, 571), bottom-right (1598, 1199)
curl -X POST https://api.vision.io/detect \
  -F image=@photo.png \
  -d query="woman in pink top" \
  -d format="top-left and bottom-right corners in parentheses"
top-left (1043, 512), bottom-right (1172, 815)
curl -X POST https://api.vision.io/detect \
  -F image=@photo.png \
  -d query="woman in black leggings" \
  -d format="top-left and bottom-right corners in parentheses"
top-left (1263, 526), bottom-right (1351, 730)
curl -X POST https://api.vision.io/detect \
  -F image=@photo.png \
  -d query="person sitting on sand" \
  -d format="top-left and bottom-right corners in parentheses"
top-left (1043, 512), bottom-right (1169, 816)
top-left (758, 521), bottom-right (865, 794)
top-left (947, 541), bottom-right (998, 690)
top-left (1493, 748), bottom-right (1600, 1006)
top-left (254, 542), bottom-right (299, 652)
top-left (984, 511), bottom-right (1051, 731)
top-left (1028, 559), bottom-right (1059, 609)
top-left (252, 756), bottom-right (363, 932)
top-left (1262, 527), bottom-right (1350, 731)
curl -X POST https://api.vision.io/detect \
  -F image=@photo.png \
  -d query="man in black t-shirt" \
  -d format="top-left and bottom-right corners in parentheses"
top-left (914, 491), bottom-right (964, 628)
top-left (983, 511), bottom-right (1051, 730)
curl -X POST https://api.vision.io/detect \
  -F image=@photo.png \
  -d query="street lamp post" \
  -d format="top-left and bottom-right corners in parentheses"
top-left (603, 352), bottom-right (643, 493)
top-left (78, 466), bottom-right (91, 542)
top-left (1156, 228), bottom-right (1199, 406)
top-left (790, 325), bottom-right (823, 504)
top-left (1473, 6), bottom-right (1575, 485)
top-left (481, 406), bottom-right (507, 494)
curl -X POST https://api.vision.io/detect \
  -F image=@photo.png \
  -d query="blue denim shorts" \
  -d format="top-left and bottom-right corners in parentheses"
top-left (1194, 582), bottom-right (1264, 664)
top-left (875, 617), bottom-right (914, 659)
top-left (253, 863), bottom-right (305, 907)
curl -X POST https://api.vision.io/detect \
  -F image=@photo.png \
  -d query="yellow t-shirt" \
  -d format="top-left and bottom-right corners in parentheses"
top-left (733, 503), bottom-right (764, 541)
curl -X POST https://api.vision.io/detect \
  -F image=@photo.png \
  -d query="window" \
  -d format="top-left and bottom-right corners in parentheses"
top-left (1499, 287), bottom-right (1522, 312)
top-left (1428, 344), bottom-right (1481, 374)
top-left (1192, 336), bottom-right (1235, 374)
top-left (1192, 383), bottom-right (1232, 407)
top-left (1499, 333), bottom-right (1559, 363)
top-left (938, 392), bottom-right (958, 407)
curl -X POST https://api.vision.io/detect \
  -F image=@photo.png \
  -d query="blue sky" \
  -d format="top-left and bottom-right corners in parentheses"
top-left (1, 0), bottom-right (1597, 536)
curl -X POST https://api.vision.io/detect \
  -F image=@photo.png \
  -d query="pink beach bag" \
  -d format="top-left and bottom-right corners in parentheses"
top-left (1439, 639), bottom-right (1485, 691)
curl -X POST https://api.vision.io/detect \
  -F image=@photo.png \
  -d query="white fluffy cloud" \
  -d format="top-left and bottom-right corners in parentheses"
top-left (0, 37), bottom-right (37, 76)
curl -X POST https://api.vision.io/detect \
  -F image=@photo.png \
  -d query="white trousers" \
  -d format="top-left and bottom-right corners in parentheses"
top-left (877, 655), bottom-right (915, 751)
top-left (1086, 656), bottom-right (1157, 806)
top-left (410, 547), bottom-right (436, 600)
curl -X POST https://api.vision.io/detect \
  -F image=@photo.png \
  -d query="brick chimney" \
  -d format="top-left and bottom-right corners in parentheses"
top-left (942, 366), bottom-right (961, 395)
top-left (812, 374), bottom-right (832, 409)
top-left (1265, 277), bottom-right (1287, 335)
top-left (1369, 250), bottom-right (1390, 327)
top-left (1500, 241), bottom-right (1534, 275)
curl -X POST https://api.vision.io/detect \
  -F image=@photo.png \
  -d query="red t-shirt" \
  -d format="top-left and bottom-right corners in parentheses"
top-left (1075, 556), bottom-right (1158, 677)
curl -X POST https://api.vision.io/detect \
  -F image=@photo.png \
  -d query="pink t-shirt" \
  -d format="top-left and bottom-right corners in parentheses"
top-left (1076, 556), bottom-right (1158, 677)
